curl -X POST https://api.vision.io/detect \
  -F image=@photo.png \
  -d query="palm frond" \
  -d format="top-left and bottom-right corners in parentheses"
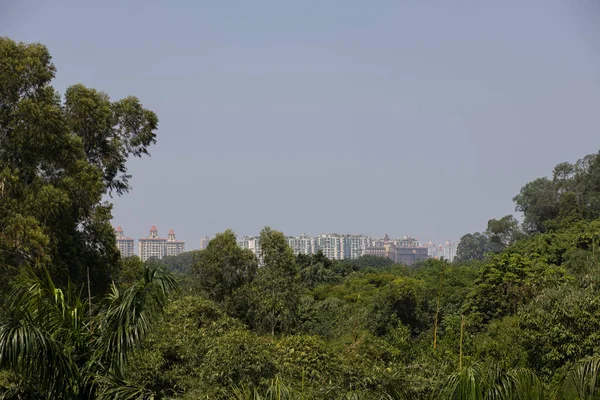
top-left (553, 355), bottom-right (600, 400)
top-left (437, 364), bottom-right (545, 400)
top-left (0, 315), bottom-right (78, 397)
top-left (95, 265), bottom-right (178, 372)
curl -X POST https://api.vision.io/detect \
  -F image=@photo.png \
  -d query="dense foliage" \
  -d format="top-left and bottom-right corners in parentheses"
top-left (3, 37), bottom-right (600, 399)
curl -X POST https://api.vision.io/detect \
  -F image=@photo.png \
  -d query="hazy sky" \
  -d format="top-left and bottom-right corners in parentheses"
top-left (2, 1), bottom-right (600, 248)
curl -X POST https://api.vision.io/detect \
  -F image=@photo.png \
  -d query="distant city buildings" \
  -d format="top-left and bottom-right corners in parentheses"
top-left (114, 225), bottom-right (455, 265)
top-left (424, 240), bottom-right (457, 262)
top-left (234, 232), bottom-right (453, 266)
top-left (315, 234), bottom-right (349, 260)
top-left (364, 234), bottom-right (429, 266)
top-left (199, 236), bottom-right (211, 250)
top-left (166, 228), bottom-right (185, 257)
top-left (286, 233), bottom-right (317, 255)
top-left (114, 225), bottom-right (186, 261)
top-left (237, 235), bottom-right (262, 261)
top-left (115, 226), bottom-right (135, 258)
top-left (138, 225), bottom-right (167, 261)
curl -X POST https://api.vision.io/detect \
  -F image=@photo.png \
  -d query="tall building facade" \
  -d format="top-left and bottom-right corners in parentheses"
top-left (423, 240), bottom-right (457, 262)
top-left (238, 235), bottom-right (262, 260)
top-left (346, 235), bottom-right (373, 259)
top-left (287, 233), bottom-right (317, 255)
top-left (115, 226), bottom-right (135, 258)
top-left (316, 234), bottom-right (347, 260)
top-left (138, 225), bottom-right (167, 261)
top-left (166, 228), bottom-right (185, 257)
top-left (365, 234), bottom-right (428, 266)
top-left (137, 226), bottom-right (186, 261)
top-left (199, 236), bottom-right (211, 250)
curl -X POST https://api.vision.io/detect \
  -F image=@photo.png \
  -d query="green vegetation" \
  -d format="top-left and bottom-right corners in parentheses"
top-left (4, 37), bottom-right (600, 398)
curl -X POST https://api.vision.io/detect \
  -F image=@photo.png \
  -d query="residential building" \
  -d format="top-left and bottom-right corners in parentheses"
top-left (199, 236), bottom-right (211, 250)
top-left (138, 225), bottom-right (167, 261)
top-left (166, 228), bottom-right (185, 257)
top-left (365, 234), bottom-right (428, 266)
top-left (115, 226), bottom-right (135, 258)
top-left (287, 233), bottom-right (317, 255)
top-left (442, 240), bottom-right (457, 262)
top-left (238, 235), bottom-right (262, 260)
top-left (423, 240), bottom-right (457, 262)
top-left (346, 234), bottom-right (373, 259)
top-left (395, 246), bottom-right (429, 266)
top-left (316, 234), bottom-right (347, 260)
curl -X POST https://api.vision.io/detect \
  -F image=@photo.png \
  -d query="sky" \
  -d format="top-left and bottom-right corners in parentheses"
top-left (2, 1), bottom-right (600, 249)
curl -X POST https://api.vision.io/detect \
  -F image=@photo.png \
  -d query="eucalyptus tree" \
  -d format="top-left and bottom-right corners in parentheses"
top-left (0, 37), bottom-right (158, 293)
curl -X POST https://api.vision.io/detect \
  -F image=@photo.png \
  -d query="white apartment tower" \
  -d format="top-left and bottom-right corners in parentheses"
top-left (166, 228), bottom-right (185, 257)
top-left (199, 236), bottom-right (211, 250)
top-left (115, 226), bottom-right (135, 258)
top-left (238, 235), bottom-right (262, 260)
top-left (287, 233), bottom-right (317, 255)
top-left (316, 234), bottom-right (347, 260)
top-left (346, 235), bottom-right (372, 259)
top-left (138, 225), bottom-right (167, 261)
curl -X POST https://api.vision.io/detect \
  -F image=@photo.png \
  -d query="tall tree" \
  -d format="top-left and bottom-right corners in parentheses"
top-left (0, 37), bottom-right (158, 293)
top-left (454, 232), bottom-right (490, 263)
top-left (192, 230), bottom-right (257, 302)
top-left (486, 215), bottom-right (524, 252)
top-left (238, 227), bottom-right (301, 335)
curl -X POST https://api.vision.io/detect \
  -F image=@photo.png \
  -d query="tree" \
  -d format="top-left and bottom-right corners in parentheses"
top-left (115, 255), bottom-right (144, 288)
top-left (455, 232), bottom-right (490, 263)
top-left (520, 286), bottom-right (600, 379)
top-left (486, 215), bottom-right (524, 251)
top-left (513, 152), bottom-right (600, 234)
top-left (192, 230), bottom-right (257, 303)
top-left (438, 364), bottom-right (545, 400)
top-left (160, 250), bottom-right (202, 274)
top-left (0, 37), bottom-right (158, 293)
top-left (234, 227), bottom-right (301, 335)
top-left (370, 277), bottom-right (425, 337)
top-left (464, 253), bottom-right (568, 324)
top-left (343, 255), bottom-right (395, 269)
top-left (0, 264), bottom-right (177, 398)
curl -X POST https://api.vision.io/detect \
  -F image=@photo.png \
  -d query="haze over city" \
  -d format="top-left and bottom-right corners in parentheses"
top-left (2, 1), bottom-right (599, 248)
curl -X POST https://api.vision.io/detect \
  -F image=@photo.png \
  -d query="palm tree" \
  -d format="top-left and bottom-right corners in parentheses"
top-left (552, 355), bottom-right (600, 400)
top-left (0, 265), bottom-right (177, 399)
top-left (437, 364), bottom-right (545, 400)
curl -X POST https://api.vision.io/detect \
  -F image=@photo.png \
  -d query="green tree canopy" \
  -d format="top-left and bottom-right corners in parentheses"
top-left (455, 232), bottom-right (490, 263)
top-left (0, 37), bottom-right (158, 293)
top-left (192, 230), bottom-right (258, 302)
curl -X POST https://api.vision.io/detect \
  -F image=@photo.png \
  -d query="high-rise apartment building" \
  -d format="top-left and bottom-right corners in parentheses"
top-left (365, 234), bottom-right (428, 266)
top-left (115, 226), bottom-right (135, 258)
top-left (238, 235), bottom-right (262, 260)
top-left (422, 240), bottom-right (457, 262)
top-left (287, 233), bottom-right (317, 255)
top-left (199, 236), bottom-right (211, 250)
top-left (346, 234), bottom-right (373, 259)
top-left (138, 225), bottom-right (167, 261)
top-left (166, 228), bottom-right (185, 257)
top-left (316, 234), bottom-right (347, 260)
top-left (442, 240), bottom-right (457, 262)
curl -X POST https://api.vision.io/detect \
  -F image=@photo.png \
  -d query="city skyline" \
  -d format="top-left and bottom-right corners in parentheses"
top-left (116, 224), bottom-right (457, 263)
top-left (116, 225), bottom-right (458, 253)
top-left (4, 1), bottom-right (597, 256)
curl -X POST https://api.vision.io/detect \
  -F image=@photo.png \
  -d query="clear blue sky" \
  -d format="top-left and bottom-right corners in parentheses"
top-left (2, 1), bottom-right (600, 248)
